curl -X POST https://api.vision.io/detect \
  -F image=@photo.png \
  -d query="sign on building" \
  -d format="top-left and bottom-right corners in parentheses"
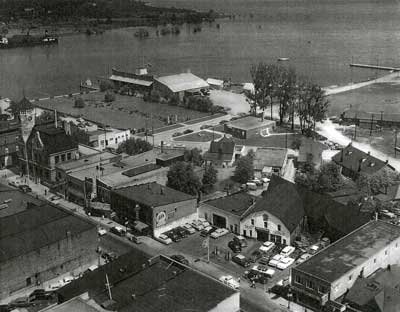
top-left (20, 110), bottom-right (36, 143)
top-left (155, 211), bottom-right (167, 227)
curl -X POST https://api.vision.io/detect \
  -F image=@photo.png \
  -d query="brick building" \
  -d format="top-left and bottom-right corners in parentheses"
top-left (0, 186), bottom-right (97, 299)
top-left (0, 119), bottom-right (21, 168)
top-left (110, 182), bottom-right (197, 237)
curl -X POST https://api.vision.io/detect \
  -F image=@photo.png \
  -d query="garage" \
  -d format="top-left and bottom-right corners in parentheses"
top-left (213, 214), bottom-right (227, 228)
top-left (256, 228), bottom-right (270, 242)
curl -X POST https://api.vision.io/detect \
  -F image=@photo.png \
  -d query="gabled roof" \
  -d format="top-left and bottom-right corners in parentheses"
top-left (109, 75), bottom-right (153, 87)
top-left (204, 136), bottom-right (235, 162)
top-left (32, 123), bottom-right (78, 155)
top-left (254, 148), bottom-right (287, 170)
top-left (155, 73), bottom-right (209, 93)
top-left (332, 144), bottom-right (392, 176)
top-left (203, 192), bottom-right (257, 217)
top-left (245, 176), bottom-right (304, 232)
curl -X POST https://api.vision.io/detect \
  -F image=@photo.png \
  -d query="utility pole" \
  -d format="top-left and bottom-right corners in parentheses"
top-left (354, 113), bottom-right (357, 140)
top-left (395, 129), bottom-right (398, 157)
top-left (151, 114), bottom-right (154, 146)
top-left (105, 274), bottom-right (112, 300)
top-left (370, 114), bottom-right (374, 137)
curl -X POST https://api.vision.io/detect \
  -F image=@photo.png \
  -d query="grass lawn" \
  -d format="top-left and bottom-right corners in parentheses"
top-left (234, 133), bottom-right (302, 149)
top-left (34, 92), bottom-right (208, 129)
top-left (174, 130), bottom-right (222, 142)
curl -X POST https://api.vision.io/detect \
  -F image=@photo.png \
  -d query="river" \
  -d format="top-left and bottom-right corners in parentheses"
top-left (1, 0), bottom-right (400, 100)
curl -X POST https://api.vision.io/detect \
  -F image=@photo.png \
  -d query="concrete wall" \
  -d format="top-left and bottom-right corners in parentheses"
top-left (0, 227), bottom-right (97, 299)
top-left (208, 292), bottom-right (240, 312)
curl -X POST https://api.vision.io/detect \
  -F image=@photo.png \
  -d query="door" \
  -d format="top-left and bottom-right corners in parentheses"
top-left (213, 214), bottom-right (227, 228)
top-left (256, 228), bottom-right (270, 242)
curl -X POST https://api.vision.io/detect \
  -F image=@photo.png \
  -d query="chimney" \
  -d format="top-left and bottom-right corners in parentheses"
top-left (367, 151), bottom-right (370, 155)
top-left (385, 160), bottom-right (389, 164)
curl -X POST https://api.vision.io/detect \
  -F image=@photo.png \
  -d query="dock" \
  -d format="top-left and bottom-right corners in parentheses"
top-left (350, 63), bottom-right (400, 72)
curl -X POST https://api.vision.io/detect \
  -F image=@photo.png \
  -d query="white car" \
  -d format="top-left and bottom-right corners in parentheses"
top-left (309, 245), bottom-right (319, 254)
top-left (252, 265), bottom-right (275, 278)
top-left (261, 177), bottom-right (270, 183)
top-left (192, 220), bottom-right (205, 231)
top-left (98, 228), bottom-right (107, 236)
top-left (280, 246), bottom-right (295, 257)
top-left (268, 254), bottom-right (284, 267)
top-left (259, 241), bottom-right (275, 253)
top-left (277, 257), bottom-right (295, 270)
top-left (219, 275), bottom-right (240, 290)
top-left (62, 276), bottom-right (74, 284)
top-left (296, 253), bottom-right (311, 265)
top-left (155, 234), bottom-right (173, 245)
top-left (202, 221), bottom-right (211, 227)
top-left (183, 223), bottom-right (196, 234)
top-left (46, 281), bottom-right (63, 291)
top-left (211, 228), bottom-right (229, 239)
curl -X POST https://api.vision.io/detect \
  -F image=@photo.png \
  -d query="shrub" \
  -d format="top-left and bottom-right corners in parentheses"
top-left (74, 97), bottom-right (85, 108)
top-left (104, 92), bottom-right (116, 103)
top-left (183, 129), bottom-right (194, 134)
top-left (99, 80), bottom-right (114, 92)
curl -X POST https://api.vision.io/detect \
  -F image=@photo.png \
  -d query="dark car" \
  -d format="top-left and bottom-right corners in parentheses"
top-left (200, 226), bottom-right (216, 237)
top-left (170, 254), bottom-right (189, 265)
top-left (9, 297), bottom-right (30, 308)
top-left (228, 241), bottom-right (242, 253)
top-left (258, 256), bottom-right (270, 265)
top-left (166, 230), bottom-right (181, 242)
top-left (174, 227), bottom-right (188, 239)
top-left (232, 254), bottom-right (250, 268)
top-left (18, 184), bottom-right (32, 193)
top-left (249, 250), bottom-right (263, 263)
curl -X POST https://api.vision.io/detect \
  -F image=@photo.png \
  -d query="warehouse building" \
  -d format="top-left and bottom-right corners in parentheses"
top-left (291, 220), bottom-right (400, 310)
top-left (224, 116), bottom-right (276, 139)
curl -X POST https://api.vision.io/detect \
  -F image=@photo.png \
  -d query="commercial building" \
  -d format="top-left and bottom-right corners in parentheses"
top-left (56, 253), bottom-right (239, 312)
top-left (0, 119), bottom-right (21, 168)
top-left (332, 143), bottom-right (394, 180)
top-left (224, 116), bottom-right (276, 139)
top-left (198, 192), bottom-right (258, 234)
top-left (154, 72), bottom-right (209, 101)
top-left (253, 147), bottom-right (288, 177)
top-left (241, 176), bottom-right (304, 244)
top-left (109, 67), bottom-right (154, 95)
top-left (0, 185), bottom-right (97, 299)
top-left (291, 220), bottom-right (400, 310)
top-left (204, 136), bottom-right (237, 167)
top-left (110, 182), bottom-right (197, 237)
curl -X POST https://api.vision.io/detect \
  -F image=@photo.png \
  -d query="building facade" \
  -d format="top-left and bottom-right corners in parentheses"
top-left (0, 119), bottom-right (21, 168)
top-left (224, 116), bottom-right (276, 139)
top-left (253, 147), bottom-right (288, 178)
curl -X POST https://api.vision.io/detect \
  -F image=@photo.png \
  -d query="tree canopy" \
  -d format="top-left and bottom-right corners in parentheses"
top-left (202, 164), bottom-right (218, 193)
top-left (116, 137), bottom-right (152, 155)
top-left (184, 148), bottom-right (203, 166)
top-left (167, 161), bottom-right (202, 196)
top-left (233, 155), bottom-right (254, 183)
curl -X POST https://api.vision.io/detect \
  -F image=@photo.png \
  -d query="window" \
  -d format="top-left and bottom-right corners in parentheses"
top-left (349, 275), bottom-right (352, 281)
top-left (55, 155), bottom-right (60, 163)
top-left (204, 213), bottom-right (208, 220)
top-left (385, 250), bottom-right (388, 256)
top-left (306, 280), bottom-right (314, 290)
top-left (277, 224), bottom-right (281, 231)
top-left (249, 230), bottom-right (253, 237)
top-left (263, 214), bottom-right (268, 228)
top-left (318, 286), bottom-right (327, 294)
top-left (61, 154), bottom-right (65, 162)
top-left (295, 275), bottom-right (302, 285)
top-left (100, 140), bottom-right (105, 146)
top-left (374, 258), bottom-right (377, 263)
top-left (67, 152), bottom-right (71, 160)
top-left (251, 219), bottom-right (254, 225)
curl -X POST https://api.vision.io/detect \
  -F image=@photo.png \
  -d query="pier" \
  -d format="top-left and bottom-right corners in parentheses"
top-left (350, 63), bottom-right (400, 71)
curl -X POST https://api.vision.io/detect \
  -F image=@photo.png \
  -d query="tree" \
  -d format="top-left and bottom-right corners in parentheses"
top-left (275, 66), bottom-right (297, 127)
top-left (74, 97), bottom-right (85, 108)
top-left (99, 80), bottom-right (114, 92)
top-left (116, 137), bottom-right (152, 155)
top-left (233, 155), bottom-right (254, 183)
top-left (35, 110), bottom-right (54, 124)
top-left (356, 170), bottom-right (395, 196)
top-left (167, 162), bottom-right (202, 196)
top-left (184, 148), bottom-right (203, 166)
top-left (8, 98), bottom-right (34, 118)
top-left (104, 91), bottom-right (116, 103)
top-left (202, 164), bottom-right (218, 193)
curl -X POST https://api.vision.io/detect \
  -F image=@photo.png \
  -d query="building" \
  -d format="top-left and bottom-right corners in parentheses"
top-left (0, 185), bottom-right (97, 299)
top-left (154, 72), bottom-right (209, 101)
top-left (0, 119), bottom-right (21, 168)
top-left (332, 143), bottom-right (394, 180)
top-left (297, 137), bottom-right (328, 169)
top-left (56, 253), bottom-right (239, 312)
top-left (341, 110), bottom-right (400, 129)
top-left (240, 176), bottom-right (304, 244)
top-left (109, 67), bottom-right (154, 95)
top-left (206, 78), bottom-right (224, 90)
top-left (291, 220), bottom-right (400, 310)
top-left (62, 117), bottom-right (131, 152)
top-left (204, 136), bottom-right (237, 167)
top-left (20, 122), bottom-right (79, 185)
top-left (253, 147), bottom-right (288, 177)
top-left (40, 294), bottom-right (108, 312)
top-left (224, 116), bottom-right (276, 139)
top-left (198, 192), bottom-right (258, 234)
top-left (110, 182), bottom-right (197, 237)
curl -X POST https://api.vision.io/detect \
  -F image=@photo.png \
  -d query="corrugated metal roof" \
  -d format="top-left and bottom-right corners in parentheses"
top-left (155, 73), bottom-right (209, 93)
top-left (109, 75), bottom-right (153, 87)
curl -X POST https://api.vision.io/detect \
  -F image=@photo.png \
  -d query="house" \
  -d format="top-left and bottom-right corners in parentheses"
top-left (153, 73), bottom-right (209, 101)
top-left (297, 137), bottom-right (328, 169)
top-left (204, 136), bottom-right (236, 167)
top-left (109, 67), bottom-right (154, 95)
top-left (110, 182), bottom-right (197, 237)
top-left (206, 78), bottom-right (224, 90)
top-left (253, 147), bottom-right (288, 177)
top-left (0, 119), bottom-right (21, 168)
top-left (0, 185), bottom-right (97, 299)
top-left (332, 143), bottom-right (394, 180)
top-left (20, 122), bottom-right (79, 186)
top-left (224, 116), bottom-right (276, 139)
top-left (198, 192), bottom-right (258, 234)
top-left (291, 221), bottom-right (400, 310)
top-left (56, 253), bottom-right (239, 312)
top-left (240, 176), bottom-right (304, 244)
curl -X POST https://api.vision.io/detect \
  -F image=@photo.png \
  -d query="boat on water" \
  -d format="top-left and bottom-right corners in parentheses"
top-left (0, 34), bottom-right (58, 49)
top-left (277, 57), bottom-right (289, 61)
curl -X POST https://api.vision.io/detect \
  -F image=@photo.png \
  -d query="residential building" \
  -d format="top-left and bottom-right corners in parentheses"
top-left (56, 253), bottom-right (239, 312)
top-left (291, 220), bottom-right (400, 310)
top-left (109, 67), bottom-right (154, 95)
top-left (253, 147), bottom-right (288, 177)
top-left (0, 184), bottom-right (97, 299)
top-left (20, 122), bottom-right (78, 185)
top-left (0, 119), bottom-right (21, 168)
top-left (224, 116), bottom-right (276, 139)
top-left (110, 182), bottom-right (197, 237)
top-left (332, 143), bottom-right (394, 180)
top-left (204, 136), bottom-right (237, 167)
top-left (241, 176), bottom-right (304, 244)
top-left (198, 192), bottom-right (258, 234)
top-left (153, 72), bottom-right (209, 101)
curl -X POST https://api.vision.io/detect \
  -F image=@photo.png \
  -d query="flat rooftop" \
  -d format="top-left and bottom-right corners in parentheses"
top-left (204, 192), bottom-right (257, 217)
top-left (56, 151), bottom-right (119, 172)
top-left (0, 184), bottom-right (43, 218)
top-left (295, 220), bottom-right (400, 283)
top-left (226, 116), bottom-right (275, 130)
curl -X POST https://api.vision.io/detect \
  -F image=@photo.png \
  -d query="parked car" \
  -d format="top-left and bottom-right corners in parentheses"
top-left (191, 220), bottom-right (205, 231)
top-left (259, 241), bottom-right (275, 253)
top-left (249, 250), bottom-right (263, 263)
top-left (110, 226), bottom-right (125, 237)
top-left (219, 275), bottom-right (240, 290)
top-left (62, 276), bottom-right (74, 284)
top-left (126, 232), bottom-right (143, 244)
top-left (165, 231), bottom-right (181, 242)
top-left (202, 221), bottom-right (211, 227)
top-left (9, 297), bottom-right (30, 308)
top-left (211, 228), bottom-right (229, 239)
top-left (174, 227), bottom-right (188, 239)
top-left (296, 253), bottom-right (312, 265)
top-left (18, 184), bottom-right (32, 193)
top-left (249, 179), bottom-right (262, 186)
top-left (276, 257), bottom-right (295, 270)
top-left (232, 254), bottom-right (250, 268)
top-left (8, 180), bottom-right (19, 188)
top-left (258, 256), bottom-right (270, 265)
top-left (233, 235), bottom-right (248, 248)
top-left (97, 228), bottom-right (107, 236)
top-left (261, 177), bottom-right (270, 183)
top-left (251, 265), bottom-right (275, 278)
top-left (183, 223), bottom-right (196, 234)
top-left (155, 234), bottom-right (172, 245)
top-left (228, 241), bottom-right (242, 253)
top-left (246, 182), bottom-right (257, 190)
top-left (170, 254), bottom-right (189, 265)
top-left (200, 226), bottom-right (215, 237)
top-left (280, 246), bottom-right (295, 257)
top-left (268, 254), bottom-right (284, 267)
top-left (309, 245), bottom-right (320, 255)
